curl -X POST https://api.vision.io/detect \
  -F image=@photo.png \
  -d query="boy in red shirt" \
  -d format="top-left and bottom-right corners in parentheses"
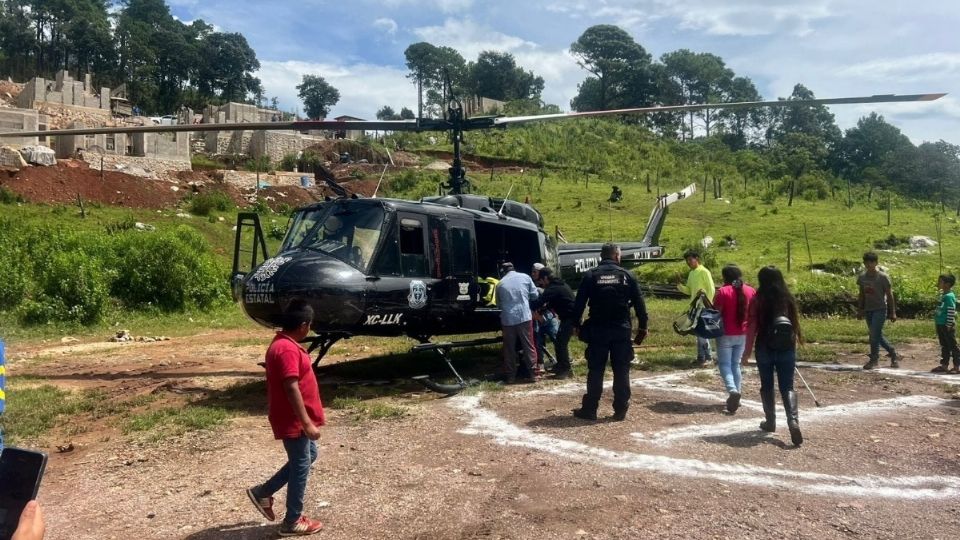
top-left (246, 300), bottom-right (326, 536)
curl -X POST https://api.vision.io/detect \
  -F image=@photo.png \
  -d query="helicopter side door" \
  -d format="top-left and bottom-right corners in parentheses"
top-left (442, 218), bottom-right (477, 309)
top-left (366, 212), bottom-right (436, 336)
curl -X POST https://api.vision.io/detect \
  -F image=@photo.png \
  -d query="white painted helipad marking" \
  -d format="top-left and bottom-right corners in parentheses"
top-left (798, 361), bottom-right (960, 385)
top-left (631, 372), bottom-right (763, 411)
top-left (512, 371), bottom-right (692, 397)
top-left (630, 395), bottom-right (947, 446)
top-left (515, 371), bottom-right (763, 410)
top-left (452, 394), bottom-right (960, 499)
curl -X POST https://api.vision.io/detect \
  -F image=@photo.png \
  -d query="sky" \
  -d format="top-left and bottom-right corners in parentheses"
top-left (166, 0), bottom-right (960, 145)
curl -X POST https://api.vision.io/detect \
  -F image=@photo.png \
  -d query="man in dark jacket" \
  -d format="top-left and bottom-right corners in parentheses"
top-left (532, 267), bottom-right (576, 379)
top-left (571, 243), bottom-right (648, 421)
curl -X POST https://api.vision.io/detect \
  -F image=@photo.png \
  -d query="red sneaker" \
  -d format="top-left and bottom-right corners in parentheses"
top-left (279, 515), bottom-right (324, 536)
top-left (246, 487), bottom-right (275, 521)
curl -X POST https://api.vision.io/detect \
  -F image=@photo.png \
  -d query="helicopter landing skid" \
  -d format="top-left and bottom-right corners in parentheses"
top-left (304, 332), bottom-right (352, 368)
top-left (410, 336), bottom-right (502, 395)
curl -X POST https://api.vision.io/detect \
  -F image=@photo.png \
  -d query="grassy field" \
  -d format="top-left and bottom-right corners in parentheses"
top-left (380, 162), bottom-right (953, 316)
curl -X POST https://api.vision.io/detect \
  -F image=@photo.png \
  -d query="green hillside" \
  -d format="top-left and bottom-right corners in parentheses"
top-left (2, 118), bottom-right (957, 339)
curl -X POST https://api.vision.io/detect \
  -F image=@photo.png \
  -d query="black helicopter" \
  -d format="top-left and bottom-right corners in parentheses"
top-left (0, 90), bottom-right (946, 391)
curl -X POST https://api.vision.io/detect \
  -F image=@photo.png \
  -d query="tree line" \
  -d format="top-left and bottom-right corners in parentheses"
top-left (393, 24), bottom-right (959, 205)
top-left (0, 5), bottom-right (954, 202)
top-left (0, 0), bottom-right (264, 114)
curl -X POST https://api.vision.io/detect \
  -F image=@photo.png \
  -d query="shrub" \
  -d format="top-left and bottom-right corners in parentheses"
top-left (0, 246), bottom-right (31, 309)
top-left (243, 155), bottom-right (272, 173)
top-left (104, 215), bottom-right (137, 235)
top-left (191, 154), bottom-right (224, 171)
top-left (268, 223), bottom-right (287, 240)
top-left (189, 191), bottom-right (234, 216)
top-left (809, 258), bottom-right (860, 276)
top-left (110, 227), bottom-right (227, 311)
top-left (19, 250), bottom-right (110, 325)
top-left (249, 198), bottom-right (270, 214)
top-left (388, 170), bottom-right (419, 193)
top-left (279, 153), bottom-right (298, 172)
top-left (0, 186), bottom-right (23, 204)
top-left (873, 234), bottom-right (910, 249)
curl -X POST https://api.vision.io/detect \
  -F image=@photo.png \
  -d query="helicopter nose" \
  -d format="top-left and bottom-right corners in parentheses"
top-left (240, 251), bottom-right (368, 329)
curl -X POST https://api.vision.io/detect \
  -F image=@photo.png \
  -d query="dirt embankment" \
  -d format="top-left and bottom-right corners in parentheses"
top-left (0, 161), bottom-right (358, 210)
top-left (0, 159), bottom-right (183, 208)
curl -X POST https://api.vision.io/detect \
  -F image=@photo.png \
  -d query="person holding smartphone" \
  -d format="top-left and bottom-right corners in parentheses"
top-left (246, 300), bottom-right (326, 537)
top-left (12, 500), bottom-right (45, 540)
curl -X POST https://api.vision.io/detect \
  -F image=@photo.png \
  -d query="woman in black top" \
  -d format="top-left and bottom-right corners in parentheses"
top-left (742, 266), bottom-right (803, 446)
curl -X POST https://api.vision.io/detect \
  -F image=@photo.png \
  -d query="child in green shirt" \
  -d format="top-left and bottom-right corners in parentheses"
top-left (932, 274), bottom-right (960, 374)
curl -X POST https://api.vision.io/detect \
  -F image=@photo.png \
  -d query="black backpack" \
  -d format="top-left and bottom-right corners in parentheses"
top-left (766, 315), bottom-right (795, 351)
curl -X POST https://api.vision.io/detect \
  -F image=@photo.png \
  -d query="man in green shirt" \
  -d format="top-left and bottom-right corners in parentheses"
top-left (678, 250), bottom-right (716, 366)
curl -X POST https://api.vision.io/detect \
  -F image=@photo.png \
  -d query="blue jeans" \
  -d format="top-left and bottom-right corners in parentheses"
top-left (716, 334), bottom-right (745, 393)
top-left (536, 311), bottom-right (560, 362)
top-left (864, 309), bottom-right (895, 360)
top-left (256, 435), bottom-right (318, 525)
top-left (755, 344), bottom-right (796, 397)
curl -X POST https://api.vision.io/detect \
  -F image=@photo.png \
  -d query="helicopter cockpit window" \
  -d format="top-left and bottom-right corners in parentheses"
top-left (282, 208), bottom-right (325, 250)
top-left (294, 205), bottom-right (385, 271)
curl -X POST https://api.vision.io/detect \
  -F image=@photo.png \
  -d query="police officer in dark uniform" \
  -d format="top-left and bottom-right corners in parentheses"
top-left (572, 243), bottom-right (648, 421)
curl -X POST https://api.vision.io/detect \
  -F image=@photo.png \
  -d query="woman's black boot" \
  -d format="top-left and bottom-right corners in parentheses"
top-left (784, 390), bottom-right (803, 446)
top-left (759, 388), bottom-right (776, 432)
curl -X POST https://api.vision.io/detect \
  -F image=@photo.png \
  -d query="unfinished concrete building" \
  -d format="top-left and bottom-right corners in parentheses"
top-left (0, 108), bottom-right (49, 146)
top-left (17, 71), bottom-right (111, 114)
top-left (201, 102), bottom-right (326, 163)
top-left (55, 121), bottom-right (189, 161)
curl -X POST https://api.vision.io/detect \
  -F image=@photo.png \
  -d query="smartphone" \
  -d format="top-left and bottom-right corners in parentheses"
top-left (0, 447), bottom-right (47, 540)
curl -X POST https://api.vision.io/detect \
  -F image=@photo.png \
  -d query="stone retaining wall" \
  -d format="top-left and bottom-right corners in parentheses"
top-left (81, 154), bottom-right (192, 183)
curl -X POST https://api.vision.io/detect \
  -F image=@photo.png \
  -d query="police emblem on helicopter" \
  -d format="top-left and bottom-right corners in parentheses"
top-left (456, 282), bottom-right (471, 301)
top-left (408, 280), bottom-right (427, 309)
top-left (252, 256), bottom-right (292, 282)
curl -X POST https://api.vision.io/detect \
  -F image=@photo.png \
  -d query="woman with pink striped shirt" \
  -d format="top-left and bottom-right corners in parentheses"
top-left (711, 264), bottom-right (756, 414)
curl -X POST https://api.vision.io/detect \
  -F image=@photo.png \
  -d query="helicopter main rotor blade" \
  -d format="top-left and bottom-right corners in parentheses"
top-left (492, 93), bottom-right (947, 127)
top-left (0, 118), bottom-right (451, 138)
top-left (0, 93), bottom-right (944, 139)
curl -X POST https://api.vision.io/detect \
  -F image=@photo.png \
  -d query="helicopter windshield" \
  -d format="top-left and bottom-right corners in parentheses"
top-left (283, 204), bottom-right (386, 271)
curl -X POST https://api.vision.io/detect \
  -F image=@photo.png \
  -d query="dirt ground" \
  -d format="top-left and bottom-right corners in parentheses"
top-left (5, 332), bottom-right (960, 540)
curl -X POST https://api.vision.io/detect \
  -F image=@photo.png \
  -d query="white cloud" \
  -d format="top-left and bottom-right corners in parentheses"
top-left (412, 19), bottom-right (539, 60)
top-left (257, 60), bottom-right (416, 119)
top-left (410, 18), bottom-right (584, 110)
top-left (542, 0), bottom-right (835, 37)
top-left (373, 17), bottom-right (398, 35)
top-left (380, 0), bottom-right (473, 13)
top-left (839, 53), bottom-right (960, 83)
